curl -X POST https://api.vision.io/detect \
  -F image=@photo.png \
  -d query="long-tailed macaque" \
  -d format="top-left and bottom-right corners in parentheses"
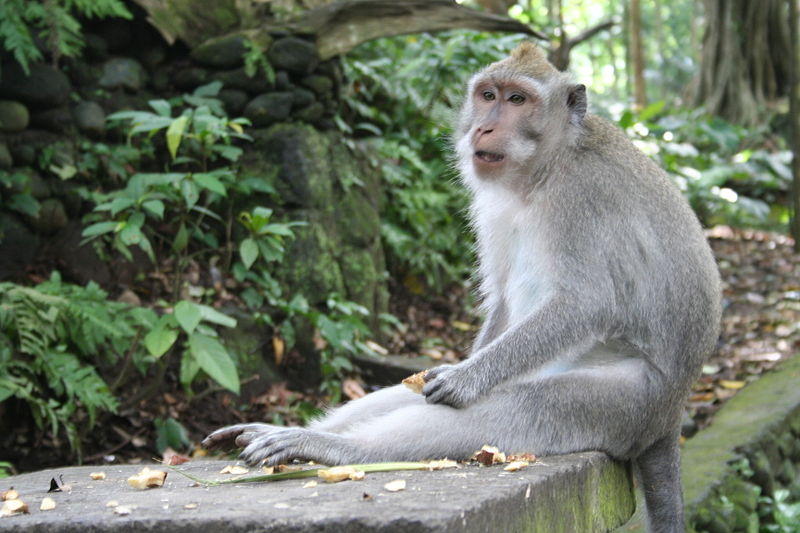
top-left (204, 42), bottom-right (721, 533)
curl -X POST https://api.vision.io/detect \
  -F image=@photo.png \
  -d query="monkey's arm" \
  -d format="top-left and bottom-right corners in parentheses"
top-left (424, 290), bottom-right (604, 408)
top-left (470, 302), bottom-right (508, 352)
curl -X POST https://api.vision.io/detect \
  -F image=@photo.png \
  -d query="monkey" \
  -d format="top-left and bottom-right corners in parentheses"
top-left (203, 42), bottom-right (721, 533)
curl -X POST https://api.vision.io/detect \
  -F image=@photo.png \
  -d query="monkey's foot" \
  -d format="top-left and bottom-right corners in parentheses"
top-left (202, 422), bottom-right (280, 451)
top-left (239, 427), bottom-right (359, 466)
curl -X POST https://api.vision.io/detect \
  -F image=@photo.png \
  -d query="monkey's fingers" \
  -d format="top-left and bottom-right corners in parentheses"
top-left (202, 423), bottom-right (274, 451)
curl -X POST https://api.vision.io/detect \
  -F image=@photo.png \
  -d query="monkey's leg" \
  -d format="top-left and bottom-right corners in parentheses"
top-left (308, 385), bottom-right (424, 433)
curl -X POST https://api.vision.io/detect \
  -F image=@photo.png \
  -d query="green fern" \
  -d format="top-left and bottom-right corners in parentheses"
top-left (0, 273), bottom-right (153, 457)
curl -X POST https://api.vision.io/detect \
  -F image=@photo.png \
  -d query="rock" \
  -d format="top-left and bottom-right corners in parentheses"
top-left (139, 44), bottom-right (167, 70)
top-left (191, 34), bottom-right (252, 69)
top-left (30, 106), bottom-right (73, 133)
top-left (267, 37), bottom-right (319, 75)
top-left (275, 70), bottom-right (293, 90)
top-left (27, 198), bottom-right (68, 235)
top-left (174, 66), bottom-right (210, 91)
top-left (243, 92), bottom-right (293, 127)
top-left (99, 58), bottom-right (148, 92)
top-left (0, 100), bottom-right (29, 132)
top-left (301, 74), bottom-right (334, 97)
top-left (292, 102), bottom-right (325, 124)
top-left (0, 213), bottom-right (37, 279)
top-left (290, 88), bottom-right (315, 109)
top-left (72, 101), bottom-right (106, 137)
top-left (0, 63), bottom-right (72, 108)
top-left (82, 33), bottom-right (109, 61)
top-left (218, 89), bottom-right (249, 116)
top-left (0, 142), bottom-right (12, 168)
top-left (64, 59), bottom-right (98, 87)
top-left (8, 144), bottom-right (35, 166)
top-left (215, 67), bottom-right (273, 94)
top-left (8, 168), bottom-right (49, 199)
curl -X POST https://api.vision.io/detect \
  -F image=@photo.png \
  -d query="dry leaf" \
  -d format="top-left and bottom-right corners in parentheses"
top-left (0, 499), bottom-right (29, 517)
top-left (127, 467), bottom-right (167, 489)
top-left (273, 336), bottom-right (285, 366)
top-left (89, 472), bottom-right (106, 480)
top-left (473, 445), bottom-right (506, 466)
top-left (383, 479), bottom-right (406, 492)
top-left (451, 320), bottom-right (476, 332)
top-left (0, 490), bottom-right (18, 501)
top-left (427, 459), bottom-right (459, 470)
top-left (219, 465), bottom-right (249, 475)
top-left (318, 466), bottom-right (363, 483)
top-left (365, 340), bottom-right (388, 356)
top-left (402, 371), bottom-right (428, 394)
top-left (719, 380), bottom-right (746, 390)
top-left (162, 447), bottom-right (190, 465)
top-left (39, 497), bottom-right (56, 511)
top-left (503, 461), bottom-right (529, 472)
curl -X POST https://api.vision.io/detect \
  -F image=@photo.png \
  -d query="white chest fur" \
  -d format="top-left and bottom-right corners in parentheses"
top-left (471, 185), bottom-right (553, 326)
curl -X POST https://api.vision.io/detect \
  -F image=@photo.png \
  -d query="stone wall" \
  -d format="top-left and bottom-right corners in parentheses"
top-left (0, 10), bottom-right (388, 339)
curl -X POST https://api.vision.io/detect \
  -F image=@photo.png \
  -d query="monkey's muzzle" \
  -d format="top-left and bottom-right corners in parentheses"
top-left (475, 151), bottom-right (505, 163)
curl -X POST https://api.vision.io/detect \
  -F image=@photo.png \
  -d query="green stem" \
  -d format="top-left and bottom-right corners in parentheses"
top-left (166, 461), bottom-right (435, 486)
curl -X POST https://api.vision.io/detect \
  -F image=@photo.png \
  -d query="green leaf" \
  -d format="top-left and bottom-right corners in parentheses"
top-left (240, 237), bottom-right (258, 269)
top-left (194, 172), bottom-right (227, 196)
top-left (180, 350), bottom-right (200, 390)
top-left (196, 304), bottom-right (237, 328)
top-left (174, 301), bottom-right (201, 334)
top-left (81, 221), bottom-right (119, 239)
top-left (166, 115), bottom-right (189, 160)
top-left (119, 223), bottom-right (142, 245)
top-left (181, 179), bottom-right (199, 209)
top-left (144, 316), bottom-right (179, 357)
top-left (172, 223), bottom-right (189, 253)
top-left (142, 200), bottom-right (165, 219)
top-left (149, 99), bottom-right (172, 117)
top-left (189, 333), bottom-right (240, 394)
top-left (8, 194), bottom-right (41, 217)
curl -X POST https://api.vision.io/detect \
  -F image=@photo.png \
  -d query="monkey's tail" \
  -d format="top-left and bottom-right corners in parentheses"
top-left (633, 432), bottom-right (687, 533)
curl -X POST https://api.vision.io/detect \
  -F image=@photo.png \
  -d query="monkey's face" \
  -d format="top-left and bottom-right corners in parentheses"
top-left (455, 74), bottom-right (543, 182)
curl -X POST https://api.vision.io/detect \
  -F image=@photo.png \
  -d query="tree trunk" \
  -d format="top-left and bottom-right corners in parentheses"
top-left (692, 0), bottom-right (792, 126)
top-left (630, 0), bottom-right (647, 108)
top-left (790, 0), bottom-right (800, 250)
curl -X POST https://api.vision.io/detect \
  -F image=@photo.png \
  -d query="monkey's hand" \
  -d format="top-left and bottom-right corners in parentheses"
top-left (422, 362), bottom-right (485, 408)
top-left (202, 423), bottom-right (281, 451)
top-left (238, 427), bottom-right (358, 466)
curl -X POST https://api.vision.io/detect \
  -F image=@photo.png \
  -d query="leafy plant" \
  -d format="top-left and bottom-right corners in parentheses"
top-left (0, 272), bottom-right (155, 455)
top-left (0, 0), bottom-right (131, 75)
top-left (154, 416), bottom-right (191, 454)
top-left (760, 490), bottom-right (800, 533)
top-left (0, 170), bottom-right (41, 218)
top-left (0, 461), bottom-right (13, 478)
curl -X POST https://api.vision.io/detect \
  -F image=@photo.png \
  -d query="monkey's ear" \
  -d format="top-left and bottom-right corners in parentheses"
top-left (567, 84), bottom-right (587, 124)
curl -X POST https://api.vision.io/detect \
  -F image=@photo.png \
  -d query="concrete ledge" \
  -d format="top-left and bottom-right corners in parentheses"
top-left (0, 452), bottom-right (633, 532)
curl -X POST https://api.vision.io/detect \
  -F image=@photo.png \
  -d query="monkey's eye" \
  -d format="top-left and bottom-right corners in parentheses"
top-left (482, 91), bottom-right (496, 101)
top-left (508, 94), bottom-right (526, 105)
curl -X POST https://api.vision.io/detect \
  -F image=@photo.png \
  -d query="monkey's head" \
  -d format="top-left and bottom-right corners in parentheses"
top-left (455, 41), bottom-right (587, 188)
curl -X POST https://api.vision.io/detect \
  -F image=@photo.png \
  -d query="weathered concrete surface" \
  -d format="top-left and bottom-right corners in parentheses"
top-left (0, 452), bottom-right (633, 532)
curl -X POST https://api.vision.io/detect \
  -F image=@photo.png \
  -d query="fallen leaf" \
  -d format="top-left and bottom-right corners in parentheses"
top-left (39, 497), bottom-right (56, 511)
top-left (273, 336), bottom-right (285, 366)
top-left (383, 479), bottom-right (406, 492)
top-left (719, 380), bottom-right (746, 390)
top-left (451, 320), bottom-right (476, 332)
top-left (162, 447), bottom-right (190, 465)
top-left (365, 340), bottom-right (388, 356)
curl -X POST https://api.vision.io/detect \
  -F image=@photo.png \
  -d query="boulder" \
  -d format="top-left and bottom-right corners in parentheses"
top-left (0, 142), bottom-right (12, 168)
top-left (99, 58), bottom-right (148, 92)
top-left (267, 37), bottom-right (319, 75)
top-left (0, 100), bottom-right (29, 132)
top-left (72, 101), bottom-right (106, 137)
top-left (243, 92), bottom-right (293, 127)
top-left (191, 34), bottom-right (252, 69)
top-left (0, 63), bottom-right (71, 108)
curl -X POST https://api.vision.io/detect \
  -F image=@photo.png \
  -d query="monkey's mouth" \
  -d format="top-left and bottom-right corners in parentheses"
top-left (474, 151), bottom-right (505, 164)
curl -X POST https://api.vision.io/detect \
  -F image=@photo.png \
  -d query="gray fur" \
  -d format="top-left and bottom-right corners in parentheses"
top-left (204, 54), bottom-right (720, 533)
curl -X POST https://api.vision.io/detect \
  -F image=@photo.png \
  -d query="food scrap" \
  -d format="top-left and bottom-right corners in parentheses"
top-left (503, 461), bottom-right (530, 472)
top-left (383, 479), bottom-right (406, 492)
top-left (39, 497), bottom-right (57, 511)
top-left (219, 465), bottom-right (249, 475)
top-left (401, 371), bottom-right (428, 393)
top-left (318, 466), bottom-right (365, 483)
top-left (126, 467), bottom-right (167, 489)
top-left (0, 498), bottom-right (29, 517)
top-left (473, 445), bottom-right (506, 466)
top-left (427, 459), bottom-right (459, 470)
top-left (89, 472), bottom-right (107, 480)
top-left (0, 490), bottom-right (18, 501)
